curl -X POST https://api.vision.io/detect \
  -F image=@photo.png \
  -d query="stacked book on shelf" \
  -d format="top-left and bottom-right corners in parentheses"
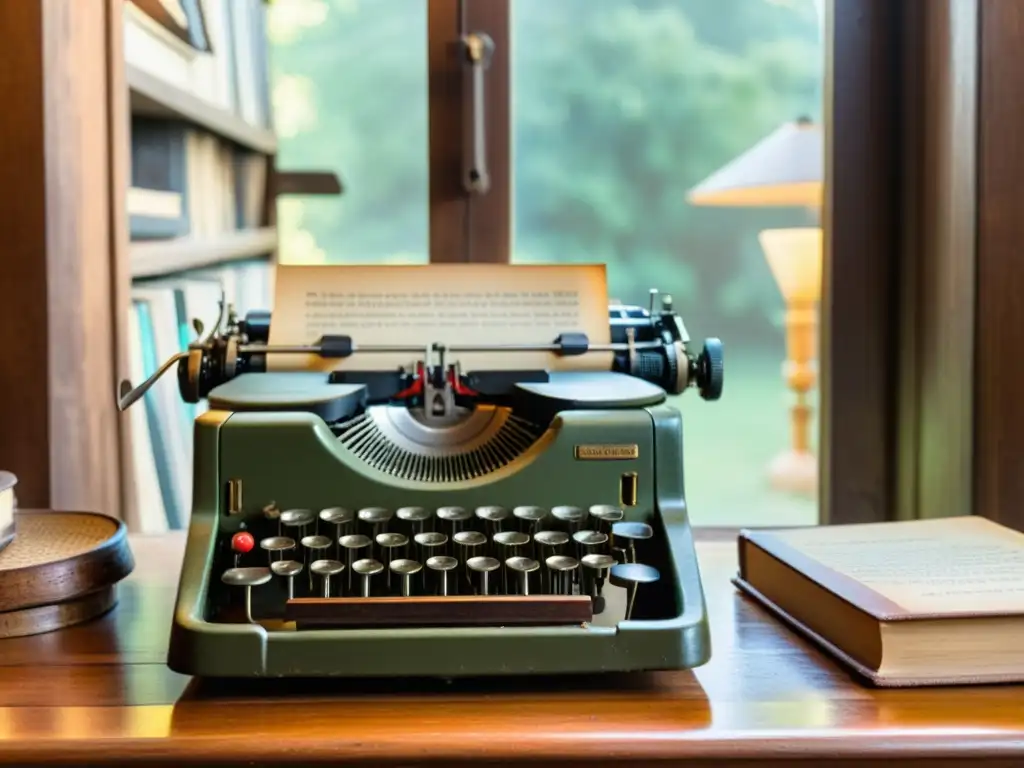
top-left (123, 0), bottom-right (276, 533)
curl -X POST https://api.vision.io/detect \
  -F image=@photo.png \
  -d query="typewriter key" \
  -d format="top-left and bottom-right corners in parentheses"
top-left (319, 507), bottom-right (354, 554)
top-left (474, 505), bottom-right (509, 538)
top-left (270, 559), bottom-right (303, 599)
top-left (494, 530), bottom-right (530, 593)
top-left (280, 508), bottom-right (315, 538)
top-left (512, 506), bottom-right (546, 536)
top-left (581, 553), bottom-right (616, 604)
top-left (426, 555), bottom-right (459, 596)
top-left (545, 555), bottom-right (580, 596)
top-left (505, 556), bottom-right (540, 596)
top-left (552, 505), bottom-right (586, 533)
top-left (436, 506), bottom-right (471, 539)
top-left (534, 530), bottom-right (570, 561)
top-left (453, 530), bottom-right (486, 563)
top-left (259, 536), bottom-right (295, 564)
top-left (389, 558), bottom-right (423, 597)
top-left (375, 532), bottom-right (409, 588)
top-left (397, 506), bottom-right (432, 536)
top-left (340, 534), bottom-right (372, 592)
top-left (466, 555), bottom-right (500, 595)
top-left (589, 505), bottom-right (624, 535)
top-left (352, 558), bottom-right (384, 597)
top-left (610, 521), bottom-right (653, 564)
top-left (310, 559), bottom-right (346, 597)
top-left (221, 566), bottom-right (272, 623)
top-left (610, 562), bottom-right (660, 621)
top-left (573, 529), bottom-right (609, 559)
top-left (358, 507), bottom-right (393, 542)
top-left (301, 535), bottom-right (333, 590)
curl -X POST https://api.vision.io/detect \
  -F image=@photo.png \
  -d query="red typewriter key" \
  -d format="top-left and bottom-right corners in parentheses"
top-left (231, 531), bottom-right (255, 566)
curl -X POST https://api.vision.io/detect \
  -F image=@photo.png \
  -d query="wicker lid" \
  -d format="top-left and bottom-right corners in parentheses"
top-left (0, 510), bottom-right (133, 613)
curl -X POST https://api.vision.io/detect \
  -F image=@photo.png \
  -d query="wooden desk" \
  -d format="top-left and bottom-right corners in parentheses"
top-left (0, 530), bottom-right (1021, 766)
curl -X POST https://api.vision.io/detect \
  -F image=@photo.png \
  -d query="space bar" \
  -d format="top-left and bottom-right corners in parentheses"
top-left (285, 595), bottom-right (594, 628)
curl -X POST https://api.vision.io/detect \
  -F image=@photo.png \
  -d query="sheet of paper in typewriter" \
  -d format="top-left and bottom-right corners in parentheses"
top-left (266, 263), bottom-right (613, 373)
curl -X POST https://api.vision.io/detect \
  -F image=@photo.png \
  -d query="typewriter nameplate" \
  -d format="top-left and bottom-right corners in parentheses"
top-left (573, 444), bottom-right (639, 460)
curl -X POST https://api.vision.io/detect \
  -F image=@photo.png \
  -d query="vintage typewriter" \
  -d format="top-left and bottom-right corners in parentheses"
top-left (118, 288), bottom-right (723, 678)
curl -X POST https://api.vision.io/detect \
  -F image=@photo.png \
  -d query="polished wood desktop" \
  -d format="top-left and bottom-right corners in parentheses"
top-left (0, 528), bottom-right (1020, 766)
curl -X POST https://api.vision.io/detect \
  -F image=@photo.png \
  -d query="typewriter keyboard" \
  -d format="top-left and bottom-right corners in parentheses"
top-left (219, 504), bottom-right (663, 629)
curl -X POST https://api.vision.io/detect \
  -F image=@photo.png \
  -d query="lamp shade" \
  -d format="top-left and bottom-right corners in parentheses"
top-left (758, 228), bottom-right (822, 302)
top-left (687, 118), bottom-right (823, 207)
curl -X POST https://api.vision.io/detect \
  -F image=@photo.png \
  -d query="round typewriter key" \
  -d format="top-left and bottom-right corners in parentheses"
top-left (589, 504), bottom-right (624, 535)
top-left (573, 529), bottom-right (609, 559)
top-left (581, 553), bottom-right (616, 602)
top-left (280, 508), bottom-right (315, 538)
top-left (260, 535), bottom-right (295, 564)
top-left (610, 521), bottom-right (653, 564)
top-left (310, 559), bottom-right (346, 597)
top-left (414, 531), bottom-right (448, 557)
top-left (358, 507), bottom-right (393, 542)
top-left (376, 532), bottom-right (409, 589)
top-left (221, 566), bottom-right (272, 623)
top-left (545, 555), bottom-right (580, 596)
top-left (505, 556), bottom-right (540, 596)
top-left (513, 505), bottom-right (547, 536)
top-left (426, 555), bottom-right (459, 596)
top-left (534, 529), bottom-right (569, 558)
top-left (552, 505), bottom-right (586, 533)
top-left (436, 506), bottom-right (472, 539)
top-left (352, 558), bottom-right (385, 597)
top-left (271, 559), bottom-right (304, 599)
top-left (475, 505), bottom-right (509, 538)
top-left (390, 558), bottom-right (423, 597)
top-left (397, 506), bottom-right (432, 536)
top-left (610, 562), bottom-right (660, 621)
top-left (454, 530), bottom-right (487, 590)
top-left (466, 555), bottom-right (500, 595)
top-left (494, 531), bottom-right (530, 591)
top-left (301, 535), bottom-right (333, 590)
top-left (340, 534), bottom-right (371, 592)
top-left (319, 507), bottom-right (354, 553)
top-left (453, 530), bottom-right (486, 562)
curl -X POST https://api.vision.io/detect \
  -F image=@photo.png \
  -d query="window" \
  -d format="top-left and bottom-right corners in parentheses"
top-left (507, 0), bottom-right (825, 526)
top-left (268, 0), bottom-right (828, 527)
top-left (268, 0), bottom-right (429, 264)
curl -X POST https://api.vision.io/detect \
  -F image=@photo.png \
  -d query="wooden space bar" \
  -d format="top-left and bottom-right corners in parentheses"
top-left (285, 595), bottom-right (593, 628)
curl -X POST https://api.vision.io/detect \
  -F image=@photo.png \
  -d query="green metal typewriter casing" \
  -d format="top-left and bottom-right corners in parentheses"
top-left (167, 370), bottom-right (713, 678)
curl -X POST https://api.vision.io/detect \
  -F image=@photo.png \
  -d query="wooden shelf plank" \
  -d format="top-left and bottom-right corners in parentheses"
top-left (126, 63), bottom-right (277, 155)
top-left (130, 227), bottom-right (277, 277)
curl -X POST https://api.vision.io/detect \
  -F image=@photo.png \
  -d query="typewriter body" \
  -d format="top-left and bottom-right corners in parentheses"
top-left (119, 288), bottom-right (723, 679)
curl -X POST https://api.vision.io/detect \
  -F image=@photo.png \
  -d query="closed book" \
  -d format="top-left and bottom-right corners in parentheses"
top-left (733, 516), bottom-right (1024, 687)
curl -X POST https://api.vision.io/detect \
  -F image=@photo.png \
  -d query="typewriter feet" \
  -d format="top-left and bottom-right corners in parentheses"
top-left (221, 566), bottom-right (272, 623)
top-left (610, 562), bottom-right (661, 621)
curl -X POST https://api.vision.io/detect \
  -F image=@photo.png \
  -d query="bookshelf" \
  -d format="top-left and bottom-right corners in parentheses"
top-left (0, 0), bottom-right (320, 532)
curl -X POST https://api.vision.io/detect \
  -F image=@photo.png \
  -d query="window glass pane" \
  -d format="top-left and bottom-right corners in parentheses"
top-left (268, 0), bottom-right (428, 265)
top-left (511, 0), bottom-right (825, 526)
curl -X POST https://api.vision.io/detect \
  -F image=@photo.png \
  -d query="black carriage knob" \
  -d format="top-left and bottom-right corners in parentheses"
top-left (692, 338), bottom-right (724, 401)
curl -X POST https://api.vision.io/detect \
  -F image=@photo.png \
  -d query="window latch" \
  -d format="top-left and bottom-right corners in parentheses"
top-left (461, 31), bottom-right (494, 195)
